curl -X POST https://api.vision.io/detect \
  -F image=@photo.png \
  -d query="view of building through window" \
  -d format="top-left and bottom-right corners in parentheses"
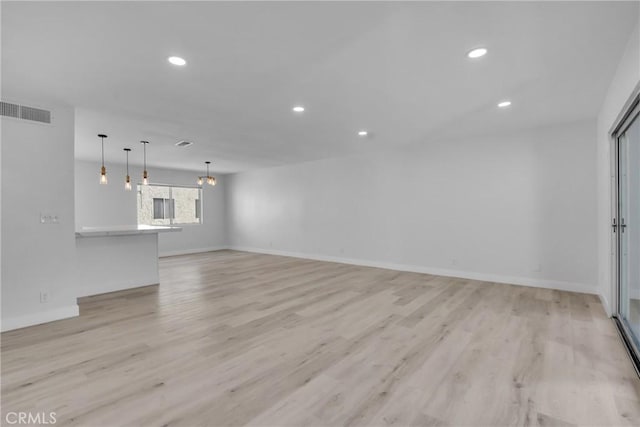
top-left (137, 184), bottom-right (202, 225)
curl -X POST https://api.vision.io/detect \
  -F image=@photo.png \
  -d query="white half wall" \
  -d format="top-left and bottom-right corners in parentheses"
top-left (227, 121), bottom-right (598, 294)
top-left (76, 233), bottom-right (159, 297)
top-left (597, 23), bottom-right (640, 315)
top-left (1, 101), bottom-right (79, 331)
top-left (75, 160), bottom-right (228, 256)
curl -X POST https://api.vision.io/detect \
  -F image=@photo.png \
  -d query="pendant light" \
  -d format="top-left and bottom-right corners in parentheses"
top-left (140, 140), bottom-right (149, 185)
top-left (98, 133), bottom-right (107, 185)
top-left (123, 148), bottom-right (132, 191)
top-left (206, 161), bottom-right (216, 186)
top-left (197, 161), bottom-right (210, 186)
top-left (98, 134), bottom-right (108, 184)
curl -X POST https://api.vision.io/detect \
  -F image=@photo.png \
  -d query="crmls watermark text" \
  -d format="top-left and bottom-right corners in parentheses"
top-left (5, 412), bottom-right (57, 425)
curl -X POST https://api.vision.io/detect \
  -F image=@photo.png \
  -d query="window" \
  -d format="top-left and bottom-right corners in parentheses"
top-left (153, 198), bottom-right (175, 220)
top-left (138, 184), bottom-right (202, 225)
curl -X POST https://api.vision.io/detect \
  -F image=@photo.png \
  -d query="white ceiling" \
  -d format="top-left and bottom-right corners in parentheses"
top-left (2, 1), bottom-right (638, 173)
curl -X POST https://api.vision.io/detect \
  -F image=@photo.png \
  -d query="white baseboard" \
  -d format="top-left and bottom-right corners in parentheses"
top-left (159, 246), bottom-right (229, 258)
top-left (230, 246), bottom-right (597, 295)
top-left (76, 281), bottom-right (159, 298)
top-left (599, 292), bottom-right (612, 317)
top-left (1, 304), bottom-right (79, 332)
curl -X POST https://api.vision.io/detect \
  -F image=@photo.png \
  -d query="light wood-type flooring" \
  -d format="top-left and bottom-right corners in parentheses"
top-left (2, 251), bottom-right (640, 426)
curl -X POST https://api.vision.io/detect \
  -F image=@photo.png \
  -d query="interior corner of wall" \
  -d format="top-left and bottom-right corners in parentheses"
top-left (598, 292), bottom-right (612, 317)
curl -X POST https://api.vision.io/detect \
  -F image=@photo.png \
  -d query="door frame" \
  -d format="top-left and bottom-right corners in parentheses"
top-left (611, 91), bottom-right (640, 375)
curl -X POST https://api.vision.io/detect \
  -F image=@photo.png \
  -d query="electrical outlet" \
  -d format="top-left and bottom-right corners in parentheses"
top-left (40, 291), bottom-right (49, 303)
top-left (451, 259), bottom-right (458, 266)
top-left (533, 264), bottom-right (542, 272)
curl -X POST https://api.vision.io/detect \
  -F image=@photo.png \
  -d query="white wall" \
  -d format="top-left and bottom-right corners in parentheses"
top-left (597, 23), bottom-right (640, 314)
top-left (227, 121), bottom-right (598, 294)
top-left (1, 102), bottom-right (79, 331)
top-left (75, 160), bottom-right (228, 256)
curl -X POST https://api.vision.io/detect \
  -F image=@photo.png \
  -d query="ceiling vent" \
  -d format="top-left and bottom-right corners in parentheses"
top-left (0, 101), bottom-right (51, 124)
top-left (175, 140), bottom-right (193, 148)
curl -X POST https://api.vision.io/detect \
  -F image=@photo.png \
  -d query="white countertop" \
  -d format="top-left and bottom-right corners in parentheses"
top-left (75, 225), bottom-right (183, 237)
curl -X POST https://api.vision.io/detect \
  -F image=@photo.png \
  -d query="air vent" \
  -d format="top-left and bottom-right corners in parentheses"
top-left (175, 140), bottom-right (193, 148)
top-left (0, 102), bottom-right (19, 118)
top-left (0, 101), bottom-right (51, 124)
top-left (20, 106), bottom-right (51, 123)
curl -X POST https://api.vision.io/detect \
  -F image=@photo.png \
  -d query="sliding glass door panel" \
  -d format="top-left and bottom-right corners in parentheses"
top-left (618, 107), bottom-right (640, 354)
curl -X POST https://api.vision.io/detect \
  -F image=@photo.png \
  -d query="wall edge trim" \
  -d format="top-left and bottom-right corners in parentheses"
top-left (159, 246), bottom-right (229, 258)
top-left (229, 246), bottom-right (597, 295)
top-left (1, 304), bottom-right (79, 332)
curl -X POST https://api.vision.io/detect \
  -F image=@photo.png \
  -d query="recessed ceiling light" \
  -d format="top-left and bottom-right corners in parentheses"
top-left (497, 100), bottom-right (512, 108)
top-left (467, 48), bottom-right (488, 59)
top-left (358, 130), bottom-right (368, 137)
top-left (168, 56), bottom-right (187, 66)
top-left (292, 106), bottom-right (305, 113)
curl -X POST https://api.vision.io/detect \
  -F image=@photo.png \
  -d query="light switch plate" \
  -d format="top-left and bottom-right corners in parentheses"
top-left (40, 213), bottom-right (59, 224)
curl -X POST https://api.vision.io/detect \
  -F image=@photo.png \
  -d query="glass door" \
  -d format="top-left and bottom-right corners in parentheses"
top-left (616, 99), bottom-right (640, 367)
